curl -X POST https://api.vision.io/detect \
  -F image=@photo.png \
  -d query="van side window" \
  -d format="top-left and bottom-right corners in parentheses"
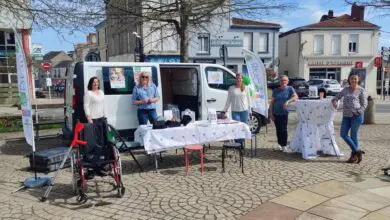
top-left (102, 66), bottom-right (158, 95)
top-left (205, 67), bottom-right (236, 90)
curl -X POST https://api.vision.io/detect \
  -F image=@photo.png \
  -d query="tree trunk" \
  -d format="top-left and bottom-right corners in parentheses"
top-left (179, 26), bottom-right (189, 63)
top-left (178, 3), bottom-right (189, 63)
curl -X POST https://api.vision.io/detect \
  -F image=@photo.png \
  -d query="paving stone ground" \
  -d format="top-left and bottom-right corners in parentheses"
top-left (1, 112), bottom-right (390, 219)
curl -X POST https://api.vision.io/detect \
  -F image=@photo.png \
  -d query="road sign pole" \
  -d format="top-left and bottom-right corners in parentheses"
top-left (382, 66), bottom-right (385, 100)
top-left (46, 71), bottom-right (52, 103)
top-left (381, 47), bottom-right (385, 100)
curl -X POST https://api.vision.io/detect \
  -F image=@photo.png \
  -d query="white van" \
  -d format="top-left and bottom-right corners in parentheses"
top-left (65, 62), bottom-right (265, 139)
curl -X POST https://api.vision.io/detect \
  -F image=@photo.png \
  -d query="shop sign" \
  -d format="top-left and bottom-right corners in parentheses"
top-left (210, 39), bottom-right (243, 47)
top-left (355, 61), bottom-right (363, 68)
top-left (144, 55), bottom-right (180, 63)
top-left (308, 60), bottom-right (353, 67)
top-left (374, 57), bottom-right (382, 67)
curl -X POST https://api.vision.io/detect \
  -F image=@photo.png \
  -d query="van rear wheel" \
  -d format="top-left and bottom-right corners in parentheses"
top-left (248, 112), bottom-right (262, 134)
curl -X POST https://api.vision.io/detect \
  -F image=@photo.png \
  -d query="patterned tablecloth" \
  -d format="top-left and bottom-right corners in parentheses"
top-left (290, 99), bottom-right (343, 159)
top-left (134, 121), bottom-right (252, 154)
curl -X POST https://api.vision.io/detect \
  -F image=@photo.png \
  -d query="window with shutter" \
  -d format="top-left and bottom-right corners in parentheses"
top-left (244, 32), bottom-right (253, 51)
top-left (348, 34), bottom-right (358, 53)
top-left (313, 35), bottom-right (324, 54)
top-left (258, 33), bottom-right (268, 53)
top-left (197, 33), bottom-right (210, 54)
top-left (331, 35), bottom-right (341, 55)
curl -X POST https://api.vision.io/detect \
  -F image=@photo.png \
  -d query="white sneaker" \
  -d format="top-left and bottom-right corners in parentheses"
top-left (276, 145), bottom-right (283, 151)
top-left (283, 146), bottom-right (293, 153)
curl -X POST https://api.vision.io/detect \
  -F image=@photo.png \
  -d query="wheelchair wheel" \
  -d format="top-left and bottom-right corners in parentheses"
top-left (76, 179), bottom-right (88, 203)
top-left (76, 192), bottom-right (88, 203)
top-left (117, 179), bottom-right (125, 198)
top-left (71, 155), bottom-right (79, 195)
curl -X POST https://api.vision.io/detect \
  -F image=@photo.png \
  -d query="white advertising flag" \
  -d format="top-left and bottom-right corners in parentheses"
top-left (242, 49), bottom-right (268, 118)
top-left (15, 32), bottom-right (34, 148)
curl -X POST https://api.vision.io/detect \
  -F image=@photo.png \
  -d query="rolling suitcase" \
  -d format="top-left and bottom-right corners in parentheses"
top-left (29, 146), bottom-right (71, 172)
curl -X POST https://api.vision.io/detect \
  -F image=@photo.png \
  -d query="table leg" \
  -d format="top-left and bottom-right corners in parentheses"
top-left (35, 125), bottom-right (39, 141)
top-left (154, 153), bottom-right (159, 173)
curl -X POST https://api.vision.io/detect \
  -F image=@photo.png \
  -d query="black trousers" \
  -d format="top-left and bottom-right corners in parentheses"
top-left (92, 117), bottom-right (107, 147)
top-left (274, 114), bottom-right (288, 147)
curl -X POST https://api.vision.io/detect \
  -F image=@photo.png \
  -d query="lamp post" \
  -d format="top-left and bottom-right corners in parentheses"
top-left (133, 32), bottom-right (144, 62)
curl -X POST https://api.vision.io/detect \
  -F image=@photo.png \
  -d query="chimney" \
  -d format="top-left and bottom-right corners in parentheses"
top-left (328, 10), bottom-right (334, 18)
top-left (351, 3), bottom-right (365, 21)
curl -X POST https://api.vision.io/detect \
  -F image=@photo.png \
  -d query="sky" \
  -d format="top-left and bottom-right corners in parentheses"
top-left (31, 0), bottom-right (390, 53)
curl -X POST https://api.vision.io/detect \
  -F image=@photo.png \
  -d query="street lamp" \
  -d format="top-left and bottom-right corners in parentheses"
top-left (133, 32), bottom-right (144, 62)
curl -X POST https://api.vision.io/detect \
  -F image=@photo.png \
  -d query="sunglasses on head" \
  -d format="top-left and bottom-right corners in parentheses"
top-left (141, 76), bottom-right (149, 79)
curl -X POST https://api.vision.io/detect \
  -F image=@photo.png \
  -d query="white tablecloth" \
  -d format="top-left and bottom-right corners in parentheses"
top-left (290, 99), bottom-right (343, 159)
top-left (134, 121), bottom-right (252, 154)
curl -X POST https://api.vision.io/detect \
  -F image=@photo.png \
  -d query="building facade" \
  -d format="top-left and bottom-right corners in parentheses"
top-left (0, 5), bottom-right (32, 103)
top-left (188, 17), bottom-right (280, 74)
top-left (74, 33), bottom-right (99, 62)
top-left (279, 4), bottom-right (380, 95)
top-left (42, 51), bottom-right (72, 87)
top-left (95, 21), bottom-right (108, 61)
top-left (105, 1), bottom-right (180, 62)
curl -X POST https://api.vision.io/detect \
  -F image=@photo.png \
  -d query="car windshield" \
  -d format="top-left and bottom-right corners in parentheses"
top-left (291, 80), bottom-right (306, 86)
top-left (326, 80), bottom-right (339, 84)
top-left (307, 80), bottom-right (323, 85)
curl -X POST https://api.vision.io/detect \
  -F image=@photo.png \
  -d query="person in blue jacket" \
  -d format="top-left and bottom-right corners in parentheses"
top-left (269, 75), bottom-right (298, 152)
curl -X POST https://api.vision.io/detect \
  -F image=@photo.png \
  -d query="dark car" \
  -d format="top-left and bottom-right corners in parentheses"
top-left (267, 77), bottom-right (309, 97)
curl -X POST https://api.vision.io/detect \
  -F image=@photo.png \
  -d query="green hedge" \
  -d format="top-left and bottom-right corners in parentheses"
top-left (0, 116), bottom-right (62, 133)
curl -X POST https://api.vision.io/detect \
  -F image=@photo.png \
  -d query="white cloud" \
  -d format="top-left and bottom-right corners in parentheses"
top-left (267, 19), bottom-right (289, 31)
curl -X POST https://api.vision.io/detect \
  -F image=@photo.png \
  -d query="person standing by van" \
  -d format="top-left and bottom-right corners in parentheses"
top-left (332, 74), bottom-right (367, 164)
top-left (269, 75), bottom-right (298, 152)
top-left (223, 73), bottom-right (252, 125)
top-left (84, 76), bottom-right (106, 146)
top-left (132, 71), bottom-right (160, 125)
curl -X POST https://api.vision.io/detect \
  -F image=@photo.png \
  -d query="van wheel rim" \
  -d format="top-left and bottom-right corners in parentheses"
top-left (248, 116), bottom-right (258, 133)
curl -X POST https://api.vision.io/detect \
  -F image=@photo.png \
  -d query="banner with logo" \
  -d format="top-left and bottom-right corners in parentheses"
top-left (242, 49), bottom-right (268, 118)
top-left (15, 32), bottom-right (34, 148)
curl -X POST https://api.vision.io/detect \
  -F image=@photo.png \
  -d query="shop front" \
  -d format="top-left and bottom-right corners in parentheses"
top-left (303, 58), bottom-right (376, 94)
top-left (306, 59), bottom-right (358, 82)
top-left (309, 68), bottom-right (342, 82)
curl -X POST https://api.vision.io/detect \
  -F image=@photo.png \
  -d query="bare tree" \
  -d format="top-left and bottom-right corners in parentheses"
top-left (345, 1), bottom-right (390, 17)
top-left (1, 0), bottom-right (296, 62)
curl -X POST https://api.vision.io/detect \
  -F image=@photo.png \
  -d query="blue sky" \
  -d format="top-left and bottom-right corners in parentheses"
top-left (32, 0), bottom-right (390, 53)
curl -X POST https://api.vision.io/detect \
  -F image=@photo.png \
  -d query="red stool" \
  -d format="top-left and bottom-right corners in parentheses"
top-left (185, 145), bottom-right (204, 176)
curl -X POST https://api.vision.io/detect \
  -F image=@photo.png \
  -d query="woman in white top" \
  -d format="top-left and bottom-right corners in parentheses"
top-left (84, 77), bottom-right (106, 146)
top-left (223, 73), bottom-right (252, 124)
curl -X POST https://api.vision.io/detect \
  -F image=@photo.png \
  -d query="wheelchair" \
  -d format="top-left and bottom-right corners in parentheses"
top-left (42, 121), bottom-right (125, 203)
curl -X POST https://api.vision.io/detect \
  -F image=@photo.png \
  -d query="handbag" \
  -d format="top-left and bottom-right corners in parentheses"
top-left (152, 120), bottom-right (167, 129)
top-left (180, 115), bottom-right (192, 126)
top-left (165, 120), bottom-right (181, 128)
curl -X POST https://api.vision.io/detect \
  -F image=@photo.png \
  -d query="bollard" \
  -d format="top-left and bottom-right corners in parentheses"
top-left (363, 96), bottom-right (375, 124)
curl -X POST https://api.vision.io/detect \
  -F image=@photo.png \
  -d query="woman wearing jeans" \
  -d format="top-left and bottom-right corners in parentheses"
top-left (223, 74), bottom-right (252, 131)
top-left (132, 71), bottom-right (160, 125)
top-left (332, 74), bottom-right (368, 164)
top-left (269, 75), bottom-right (298, 152)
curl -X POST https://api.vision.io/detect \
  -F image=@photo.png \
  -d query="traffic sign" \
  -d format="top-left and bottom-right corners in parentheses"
top-left (46, 78), bottom-right (52, 87)
top-left (42, 62), bottom-right (52, 71)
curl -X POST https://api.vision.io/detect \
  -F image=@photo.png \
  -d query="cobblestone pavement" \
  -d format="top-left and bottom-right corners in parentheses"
top-left (1, 114), bottom-right (390, 219)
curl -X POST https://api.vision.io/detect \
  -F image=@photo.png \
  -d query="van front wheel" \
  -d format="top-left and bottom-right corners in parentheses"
top-left (248, 112), bottom-right (262, 134)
